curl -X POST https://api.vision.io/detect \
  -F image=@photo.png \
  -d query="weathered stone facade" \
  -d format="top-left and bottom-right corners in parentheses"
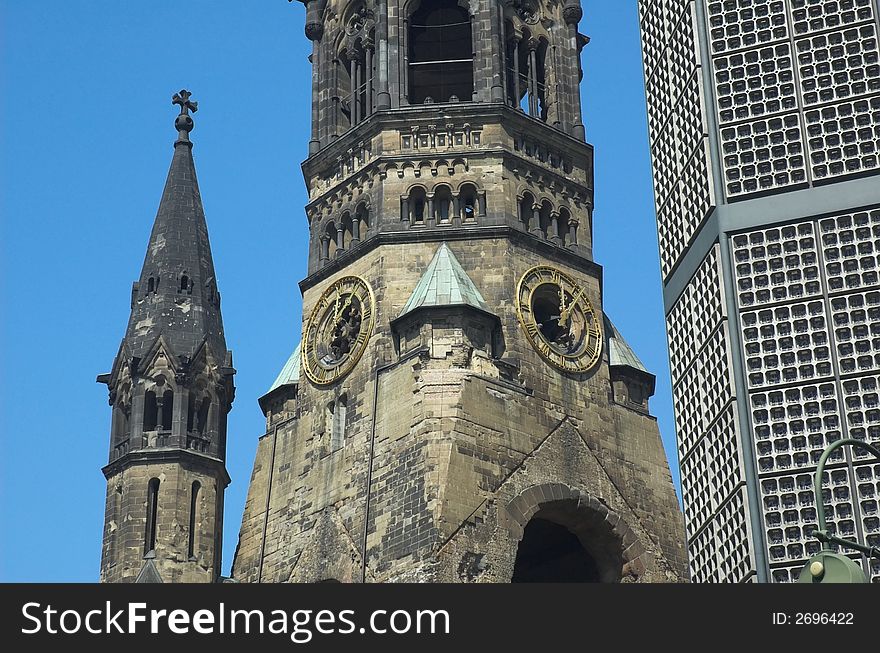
top-left (98, 91), bottom-right (234, 583)
top-left (230, 0), bottom-right (688, 583)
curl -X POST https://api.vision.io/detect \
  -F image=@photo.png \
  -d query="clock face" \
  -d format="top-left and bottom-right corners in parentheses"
top-left (516, 265), bottom-right (603, 373)
top-left (302, 276), bottom-right (376, 386)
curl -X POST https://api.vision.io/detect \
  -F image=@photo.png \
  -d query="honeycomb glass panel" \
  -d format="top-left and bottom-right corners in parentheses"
top-left (820, 209), bottom-right (880, 293)
top-left (830, 290), bottom-right (880, 373)
top-left (704, 0), bottom-right (790, 55)
top-left (739, 299), bottom-right (832, 389)
top-left (761, 467), bottom-right (857, 567)
top-left (721, 113), bottom-right (809, 196)
top-left (796, 23), bottom-right (880, 107)
top-left (789, 0), bottom-right (876, 37)
top-left (714, 43), bottom-right (798, 124)
top-left (731, 221), bottom-right (822, 307)
top-left (854, 463), bottom-right (880, 575)
top-left (750, 382), bottom-right (845, 474)
top-left (842, 375), bottom-right (880, 460)
top-left (668, 246), bottom-right (725, 381)
top-left (805, 96), bottom-right (880, 181)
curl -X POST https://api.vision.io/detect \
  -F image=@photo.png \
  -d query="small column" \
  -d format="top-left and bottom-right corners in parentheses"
top-left (305, 16), bottom-right (324, 154)
top-left (320, 236), bottom-right (330, 262)
top-left (352, 216), bottom-right (361, 244)
top-left (336, 224), bottom-right (345, 255)
top-left (550, 212), bottom-right (561, 245)
top-left (568, 219), bottom-right (579, 248)
top-left (130, 388), bottom-right (145, 451)
top-left (172, 385), bottom-right (189, 447)
top-left (401, 196), bottom-right (410, 223)
top-left (452, 196), bottom-right (462, 226)
top-left (365, 44), bottom-right (373, 116)
top-left (564, 3), bottom-right (586, 140)
top-left (332, 57), bottom-right (340, 140)
top-left (376, 0), bottom-right (391, 109)
top-left (350, 56), bottom-right (359, 125)
top-left (427, 195), bottom-right (436, 227)
top-left (496, 1), bottom-right (507, 102)
top-left (402, 18), bottom-right (409, 103)
top-left (478, 191), bottom-right (487, 217)
top-left (512, 36), bottom-right (521, 109)
top-left (531, 205), bottom-right (543, 236)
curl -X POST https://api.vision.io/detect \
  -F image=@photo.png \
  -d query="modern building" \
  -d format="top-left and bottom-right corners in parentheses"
top-left (638, 0), bottom-right (880, 582)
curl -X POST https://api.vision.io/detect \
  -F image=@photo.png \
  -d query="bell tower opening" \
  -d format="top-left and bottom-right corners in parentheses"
top-left (408, 0), bottom-right (473, 104)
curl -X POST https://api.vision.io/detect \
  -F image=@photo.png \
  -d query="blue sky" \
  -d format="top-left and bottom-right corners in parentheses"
top-left (0, 1), bottom-right (678, 582)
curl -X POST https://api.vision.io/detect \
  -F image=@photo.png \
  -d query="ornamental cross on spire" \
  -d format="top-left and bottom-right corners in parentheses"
top-left (173, 89), bottom-right (198, 116)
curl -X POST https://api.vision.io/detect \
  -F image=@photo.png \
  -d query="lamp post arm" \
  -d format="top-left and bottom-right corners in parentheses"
top-left (814, 438), bottom-right (880, 552)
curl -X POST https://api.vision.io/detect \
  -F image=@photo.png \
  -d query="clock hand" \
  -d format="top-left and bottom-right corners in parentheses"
top-left (559, 287), bottom-right (586, 328)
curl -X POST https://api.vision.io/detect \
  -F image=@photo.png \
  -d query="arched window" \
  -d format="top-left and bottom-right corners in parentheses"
top-left (331, 395), bottom-right (347, 451)
top-left (355, 203), bottom-right (369, 241)
top-left (180, 275), bottom-right (189, 294)
top-left (144, 478), bottom-right (160, 555)
top-left (197, 397), bottom-right (210, 435)
top-left (147, 277), bottom-right (156, 294)
top-left (507, 28), bottom-right (550, 121)
top-left (459, 183), bottom-right (478, 222)
top-left (144, 391), bottom-right (158, 431)
top-left (325, 222), bottom-right (339, 259)
top-left (410, 187), bottom-right (427, 224)
top-left (160, 390), bottom-right (173, 432)
top-left (434, 185), bottom-right (453, 223)
top-left (519, 193), bottom-right (535, 231)
top-left (408, 0), bottom-right (474, 104)
top-left (335, 5), bottom-right (376, 132)
top-left (188, 481), bottom-right (200, 560)
top-left (341, 212), bottom-right (354, 250)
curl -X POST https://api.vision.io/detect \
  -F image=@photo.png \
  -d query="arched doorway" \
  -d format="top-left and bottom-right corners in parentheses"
top-left (512, 518), bottom-right (601, 582)
top-left (507, 491), bottom-right (630, 583)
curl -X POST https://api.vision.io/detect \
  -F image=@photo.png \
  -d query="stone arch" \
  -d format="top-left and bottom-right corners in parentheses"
top-left (502, 483), bottom-right (648, 582)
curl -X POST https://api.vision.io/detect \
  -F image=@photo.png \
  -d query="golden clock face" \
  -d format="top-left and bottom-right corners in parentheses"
top-left (303, 276), bottom-right (376, 386)
top-left (516, 265), bottom-right (603, 373)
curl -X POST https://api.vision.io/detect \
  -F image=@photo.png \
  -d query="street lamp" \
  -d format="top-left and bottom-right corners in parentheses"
top-left (798, 439), bottom-right (880, 584)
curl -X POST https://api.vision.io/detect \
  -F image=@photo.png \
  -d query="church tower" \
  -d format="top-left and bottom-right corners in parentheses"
top-left (97, 91), bottom-right (235, 583)
top-left (233, 0), bottom-right (687, 582)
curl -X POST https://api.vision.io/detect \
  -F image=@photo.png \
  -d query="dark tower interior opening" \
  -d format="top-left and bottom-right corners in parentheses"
top-left (512, 518), bottom-right (601, 582)
top-left (532, 284), bottom-right (565, 343)
top-left (144, 478), bottom-right (160, 555)
top-left (408, 0), bottom-right (473, 104)
top-left (188, 481), bottom-right (200, 559)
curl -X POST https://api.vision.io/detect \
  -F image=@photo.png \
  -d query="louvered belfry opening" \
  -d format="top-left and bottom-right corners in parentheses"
top-left (408, 0), bottom-right (473, 104)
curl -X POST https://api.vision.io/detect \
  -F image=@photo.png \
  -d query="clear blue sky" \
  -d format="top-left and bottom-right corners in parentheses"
top-left (0, 1), bottom-right (678, 582)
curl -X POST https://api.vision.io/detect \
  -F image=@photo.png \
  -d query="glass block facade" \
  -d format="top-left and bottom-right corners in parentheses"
top-left (639, 0), bottom-right (880, 582)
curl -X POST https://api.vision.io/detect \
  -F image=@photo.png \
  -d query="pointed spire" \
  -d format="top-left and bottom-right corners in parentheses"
top-left (122, 90), bottom-right (228, 363)
top-left (397, 242), bottom-right (492, 320)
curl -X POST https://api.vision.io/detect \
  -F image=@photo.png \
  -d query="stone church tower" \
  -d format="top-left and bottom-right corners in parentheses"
top-left (97, 91), bottom-right (235, 583)
top-left (232, 0), bottom-right (687, 582)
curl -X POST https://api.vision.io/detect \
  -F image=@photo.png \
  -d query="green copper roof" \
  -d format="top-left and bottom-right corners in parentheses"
top-left (604, 315), bottom-right (649, 373)
top-left (398, 242), bottom-right (491, 319)
top-left (266, 341), bottom-right (301, 394)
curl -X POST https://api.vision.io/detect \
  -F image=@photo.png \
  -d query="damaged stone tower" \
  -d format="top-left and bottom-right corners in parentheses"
top-left (230, 0), bottom-right (687, 583)
top-left (98, 91), bottom-right (235, 583)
